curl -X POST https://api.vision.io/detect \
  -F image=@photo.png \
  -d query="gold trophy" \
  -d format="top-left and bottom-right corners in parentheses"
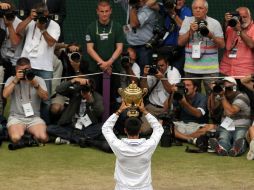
top-left (118, 81), bottom-right (148, 117)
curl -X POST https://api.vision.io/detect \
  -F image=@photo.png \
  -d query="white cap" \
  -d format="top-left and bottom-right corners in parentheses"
top-left (223, 77), bottom-right (237, 85)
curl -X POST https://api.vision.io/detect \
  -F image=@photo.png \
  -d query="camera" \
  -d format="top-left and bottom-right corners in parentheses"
top-left (69, 82), bottom-right (91, 93)
top-left (8, 135), bottom-right (39, 150)
top-left (147, 65), bottom-right (158, 75)
top-left (157, 113), bottom-right (177, 147)
top-left (34, 11), bottom-right (53, 24)
top-left (212, 80), bottom-right (224, 94)
top-left (173, 82), bottom-right (188, 101)
top-left (68, 52), bottom-right (81, 63)
top-left (20, 69), bottom-right (35, 81)
top-left (163, 0), bottom-right (176, 10)
top-left (197, 20), bottom-right (209, 36)
top-left (145, 25), bottom-right (167, 49)
top-left (120, 51), bottom-right (131, 69)
top-left (0, 9), bottom-right (19, 21)
top-left (228, 11), bottom-right (241, 27)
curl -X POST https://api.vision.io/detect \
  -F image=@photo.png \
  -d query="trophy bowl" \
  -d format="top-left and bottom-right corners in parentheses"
top-left (118, 81), bottom-right (148, 117)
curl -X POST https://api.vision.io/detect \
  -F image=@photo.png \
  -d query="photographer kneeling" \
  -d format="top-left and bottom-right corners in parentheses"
top-left (208, 77), bottom-right (251, 157)
top-left (47, 77), bottom-right (112, 153)
top-left (167, 79), bottom-right (214, 143)
top-left (140, 55), bottom-right (181, 134)
top-left (3, 57), bottom-right (49, 148)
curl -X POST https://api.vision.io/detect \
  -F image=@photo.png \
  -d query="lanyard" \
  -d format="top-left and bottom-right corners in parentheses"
top-left (96, 20), bottom-right (113, 35)
top-left (32, 24), bottom-right (43, 41)
top-left (19, 83), bottom-right (32, 102)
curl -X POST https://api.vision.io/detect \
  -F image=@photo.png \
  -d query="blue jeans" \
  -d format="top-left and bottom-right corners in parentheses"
top-left (218, 127), bottom-right (248, 153)
top-left (32, 69), bottom-right (53, 124)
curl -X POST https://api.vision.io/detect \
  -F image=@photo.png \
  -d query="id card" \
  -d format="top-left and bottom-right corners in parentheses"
top-left (228, 48), bottom-right (237, 58)
top-left (80, 114), bottom-right (92, 128)
top-left (22, 103), bottom-right (34, 117)
top-left (221, 117), bottom-right (235, 131)
top-left (99, 33), bottom-right (109, 40)
top-left (192, 42), bottom-right (202, 59)
top-left (123, 24), bottom-right (131, 34)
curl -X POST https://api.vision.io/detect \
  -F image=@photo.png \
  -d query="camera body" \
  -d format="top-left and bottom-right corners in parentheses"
top-left (158, 113), bottom-right (175, 147)
top-left (147, 65), bottom-right (158, 75)
top-left (20, 69), bottom-right (35, 81)
top-left (0, 9), bottom-right (19, 21)
top-left (163, 0), bottom-right (176, 10)
top-left (212, 80), bottom-right (224, 94)
top-left (228, 11), bottom-right (241, 27)
top-left (197, 20), bottom-right (209, 36)
top-left (121, 51), bottom-right (131, 69)
top-left (34, 11), bottom-right (54, 24)
top-left (68, 52), bottom-right (81, 63)
top-left (146, 25), bottom-right (167, 49)
top-left (69, 82), bottom-right (91, 93)
top-left (173, 82), bottom-right (188, 101)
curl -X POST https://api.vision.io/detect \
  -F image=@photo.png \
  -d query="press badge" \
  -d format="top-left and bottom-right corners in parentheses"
top-left (221, 117), bottom-right (235, 131)
top-left (80, 114), bottom-right (92, 128)
top-left (228, 48), bottom-right (237, 58)
top-left (22, 103), bottom-right (34, 117)
top-left (192, 42), bottom-right (202, 59)
top-left (123, 24), bottom-right (131, 33)
top-left (99, 33), bottom-right (109, 40)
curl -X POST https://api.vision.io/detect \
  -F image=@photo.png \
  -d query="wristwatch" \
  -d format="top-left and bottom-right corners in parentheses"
top-left (171, 14), bottom-right (176, 19)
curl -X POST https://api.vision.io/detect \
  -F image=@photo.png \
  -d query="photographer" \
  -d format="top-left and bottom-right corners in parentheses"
top-left (18, 0), bottom-right (66, 42)
top-left (140, 55), bottom-right (181, 134)
top-left (3, 57), bottom-right (49, 146)
top-left (50, 43), bottom-right (89, 122)
top-left (0, 0), bottom-right (24, 115)
top-left (16, 2), bottom-right (60, 124)
top-left (208, 77), bottom-right (251, 157)
top-left (166, 79), bottom-right (212, 143)
top-left (147, 0), bottom-right (192, 76)
top-left (121, 0), bottom-right (158, 73)
top-left (47, 77), bottom-right (112, 153)
top-left (120, 47), bottom-right (140, 88)
top-left (178, 0), bottom-right (225, 94)
top-left (220, 7), bottom-right (254, 77)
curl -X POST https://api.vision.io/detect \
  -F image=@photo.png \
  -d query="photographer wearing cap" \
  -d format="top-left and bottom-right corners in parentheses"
top-left (178, 0), bottom-right (225, 94)
top-left (47, 77), bottom-right (112, 153)
top-left (220, 7), bottom-right (254, 78)
top-left (16, 2), bottom-right (60, 124)
top-left (0, 0), bottom-right (23, 115)
top-left (140, 55), bottom-right (181, 134)
top-left (208, 77), bottom-right (251, 157)
top-left (3, 57), bottom-right (49, 146)
top-left (166, 79), bottom-right (212, 143)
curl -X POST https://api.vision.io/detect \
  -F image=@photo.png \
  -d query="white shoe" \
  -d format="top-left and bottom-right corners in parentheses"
top-left (247, 140), bottom-right (254, 160)
top-left (55, 137), bottom-right (70, 145)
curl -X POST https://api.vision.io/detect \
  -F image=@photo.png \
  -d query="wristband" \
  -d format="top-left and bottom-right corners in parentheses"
top-left (116, 110), bottom-right (122, 115)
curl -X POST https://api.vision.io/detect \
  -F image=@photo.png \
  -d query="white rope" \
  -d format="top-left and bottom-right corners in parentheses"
top-left (0, 71), bottom-right (248, 85)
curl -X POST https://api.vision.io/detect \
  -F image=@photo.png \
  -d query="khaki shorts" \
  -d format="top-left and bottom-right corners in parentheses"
top-left (7, 116), bottom-right (46, 129)
top-left (174, 121), bottom-right (206, 135)
top-left (51, 94), bottom-right (67, 105)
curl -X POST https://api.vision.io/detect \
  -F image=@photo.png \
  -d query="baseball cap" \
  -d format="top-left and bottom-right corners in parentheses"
top-left (222, 77), bottom-right (237, 85)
